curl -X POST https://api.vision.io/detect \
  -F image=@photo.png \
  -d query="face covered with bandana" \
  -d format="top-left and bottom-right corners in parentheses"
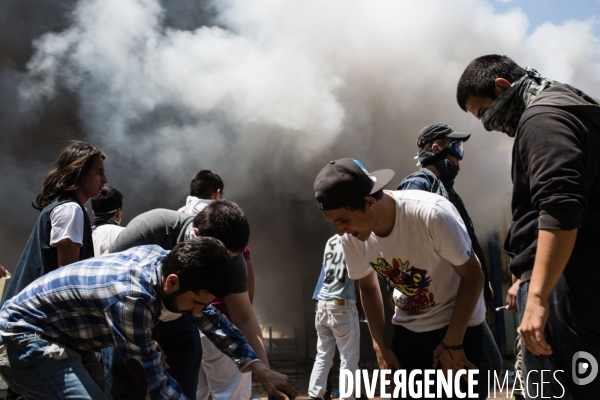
top-left (417, 139), bottom-right (464, 187)
top-left (414, 123), bottom-right (471, 188)
top-left (466, 68), bottom-right (559, 137)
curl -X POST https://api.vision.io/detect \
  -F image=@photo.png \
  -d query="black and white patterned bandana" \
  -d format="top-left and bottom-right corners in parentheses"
top-left (482, 68), bottom-right (559, 137)
top-left (91, 217), bottom-right (119, 227)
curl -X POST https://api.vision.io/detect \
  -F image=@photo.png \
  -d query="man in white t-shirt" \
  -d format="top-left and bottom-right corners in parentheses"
top-left (313, 158), bottom-right (485, 398)
top-left (91, 186), bottom-right (125, 256)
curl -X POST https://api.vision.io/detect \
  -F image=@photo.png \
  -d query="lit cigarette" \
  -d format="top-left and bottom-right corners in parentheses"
top-left (495, 305), bottom-right (508, 311)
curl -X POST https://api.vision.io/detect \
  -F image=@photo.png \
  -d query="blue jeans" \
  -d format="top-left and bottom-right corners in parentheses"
top-left (517, 269), bottom-right (600, 399)
top-left (0, 333), bottom-right (110, 400)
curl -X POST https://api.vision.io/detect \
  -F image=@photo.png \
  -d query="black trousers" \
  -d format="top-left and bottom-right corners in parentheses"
top-left (391, 323), bottom-right (483, 400)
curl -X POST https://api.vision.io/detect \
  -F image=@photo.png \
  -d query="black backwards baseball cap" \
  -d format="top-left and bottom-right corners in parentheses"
top-left (313, 158), bottom-right (395, 211)
top-left (416, 123), bottom-right (471, 147)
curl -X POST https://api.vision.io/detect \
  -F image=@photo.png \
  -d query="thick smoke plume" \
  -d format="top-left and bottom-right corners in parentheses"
top-left (1, 0), bottom-right (599, 331)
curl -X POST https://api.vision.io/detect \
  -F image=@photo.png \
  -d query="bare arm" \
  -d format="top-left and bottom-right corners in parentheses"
top-left (359, 270), bottom-right (400, 370)
top-left (225, 292), bottom-right (268, 366)
top-left (444, 252), bottom-right (484, 345)
top-left (55, 238), bottom-right (81, 267)
top-left (506, 274), bottom-right (521, 312)
top-left (245, 259), bottom-right (255, 304)
top-left (520, 228), bottom-right (577, 356)
top-left (433, 251), bottom-right (484, 373)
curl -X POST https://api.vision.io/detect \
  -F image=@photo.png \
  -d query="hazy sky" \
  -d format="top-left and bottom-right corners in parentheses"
top-left (495, 0), bottom-right (600, 34)
top-left (1, 0), bottom-right (599, 330)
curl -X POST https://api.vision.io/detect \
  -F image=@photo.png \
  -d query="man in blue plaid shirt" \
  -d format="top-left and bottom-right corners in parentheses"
top-left (0, 238), bottom-right (296, 399)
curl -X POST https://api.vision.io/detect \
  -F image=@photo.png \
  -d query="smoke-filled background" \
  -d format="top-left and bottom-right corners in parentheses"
top-left (1, 0), bottom-right (599, 333)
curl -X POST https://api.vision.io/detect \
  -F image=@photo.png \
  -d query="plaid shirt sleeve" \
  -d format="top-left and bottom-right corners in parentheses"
top-left (193, 305), bottom-right (260, 371)
top-left (106, 296), bottom-right (186, 400)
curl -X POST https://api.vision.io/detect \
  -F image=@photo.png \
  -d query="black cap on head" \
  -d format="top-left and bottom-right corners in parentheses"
top-left (313, 158), bottom-right (395, 211)
top-left (416, 123), bottom-right (471, 148)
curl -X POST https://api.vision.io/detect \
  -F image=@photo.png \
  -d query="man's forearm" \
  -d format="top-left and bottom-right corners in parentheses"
top-left (226, 292), bottom-right (268, 366)
top-left (519, 229), bottom-right (577, 355)
top-left (444, 254), bottom-right (484, 345)
top-left (444, 272), bottom-right (483, 345)
top-left (528, 228), bottom-right (577, 300)
top-left (359, 275), bottom-right (388, 351)
top-left (233, 314), bottom-right (269, 367)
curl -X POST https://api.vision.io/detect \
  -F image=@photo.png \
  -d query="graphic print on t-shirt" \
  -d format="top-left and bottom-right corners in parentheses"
top-left (369, 256), bottom-right (434, 312)
top-left (323, 236), bottom-right (347, 286)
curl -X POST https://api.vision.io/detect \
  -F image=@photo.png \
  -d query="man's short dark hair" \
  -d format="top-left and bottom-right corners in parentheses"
top-left (456, 54), bottom-right (527, 111)
top-left (345, 190), bottom-right (384, 212)
top-left (193, 200), bottom-right (250, 253)
top-left (162, 236), bottom-right (232, 297)
top-left (189, 170), bottom-right (224, 199)
top-left (91, 186), bottom-right (123, 218)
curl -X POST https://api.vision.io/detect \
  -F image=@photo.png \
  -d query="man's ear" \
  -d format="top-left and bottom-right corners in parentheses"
top-left (211, 189), bottom-right (222, 200)
top-left (163, 274), bottom-right (180, 294)
top-left (364, 196), bottom-right (376, 209)
top-left (494, 78), bottom-right (512, 95)
top-left (193, 227), bottom-right (200, 237)
top-left (431, 143), bottom-right (442, 154)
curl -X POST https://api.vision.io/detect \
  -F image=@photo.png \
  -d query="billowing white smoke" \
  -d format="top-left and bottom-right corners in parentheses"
top-left (2, 0), bottom-right (600, 329)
